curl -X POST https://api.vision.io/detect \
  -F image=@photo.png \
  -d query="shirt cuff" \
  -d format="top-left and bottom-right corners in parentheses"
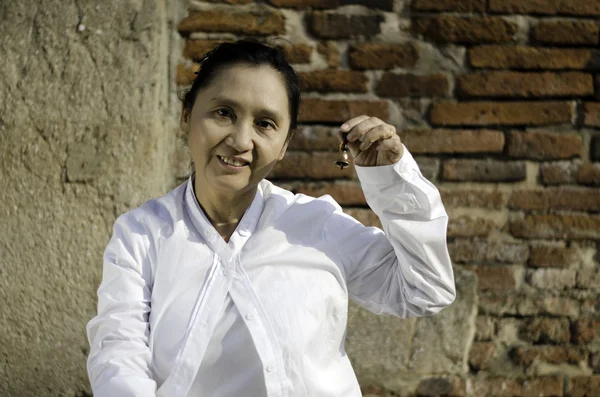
top-left (354, 144), bottom-right (418, 185)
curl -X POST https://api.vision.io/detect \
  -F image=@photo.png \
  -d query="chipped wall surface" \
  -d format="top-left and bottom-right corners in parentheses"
top-left (0, 0), bottom-right (176, 395)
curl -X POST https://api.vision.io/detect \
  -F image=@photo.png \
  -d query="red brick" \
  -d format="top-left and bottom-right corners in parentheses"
top-left (489, 0), bottom-right (600, 16)
top-left (176, 63), bottom-right (198, 86)
top-left (183, 39), bottom-right (222, 61)
top-left (483, 295), bottom-right (581, 318)
top-left (268, 0), bottom-right (394, 10)
top-left (533, 20), bottom-right (599, 46)
top-left (475, 316), bottom-right (497, 341)
top-left (298, 70), bottom-right (367, 93)
top-left (348, 43), bottom-right (418, 70)
top-left (416, 377), bottom-right (467, 397)
top-left (457, 72), bottom-right (593, 98)
top-left (528, 244), bottom-right (577, 268)
top-left (540, 161), bottom-right (580, 185)
top-left (442, 159), bottom-right (526, 182)
top-left (401, 129), bottom-right (504, 154)
top-left (178, 10), bottom-right (285, 36)
top-left (183, 39), bottom-right (310, 64)
top-left (469, 46), bottom-right (595, 70)
top-left (448, 239), bottom-right (529, 264)
top-left (270, 151), bottom-right (354, 180)
top-left (278, 181), bottom-right (366, 205)
top-left (289, 126), bottom-right (340, 150)
top-left (479, 294), bottom-right (519, 316)
top-left (440, 188), bottom-right (505, 209)
top-left (468, 266), bottom-right (518, 291)
top-left (532, 297), bottom-right (580, 318)
top-left (577, 269), bottom-right (600, 290)
top-left (431, 101), bottom-right (575, 127)
top-left (414, 157), bottom-right (440, 180)
top-left (412, 0), bottom-right (485, 12)
top-left (520, 317), bottom-right (571, 344)
top-left (316, 42), bottom-right (339, 68)
top-left (584, 102), bottom-right (600, 127)
top-left (360, 384), bottom-right (386, 395)
top-left (527, 268), bottom-right (577, 290)
top-left (448, 215), bottom-right (497, 238)
top-left (509, 188), bottom-right (600, 211)
top-left (284, 44), bottom-right (312, 64)
top-left (507, 131), bottom-right (582, 160)
top-left (568, 376), bottom-right (600, 397)
top-left (469, 342), bottom-right (495, 371)
top-left (306, 12), bottom-right (382, 39)
top-left (559, 1), bottom-right (600, 17)
top-left (376, 73), bottom-right (449, 98)
top-left (510, 214), bottom-right (600, 240)
top-left (510, 345), bottom-right (585, 366)
top-left (577, 163), bottom-right (600, 186)
top-left (344, 208), bottom-right (381, 228)
top-left (298, 98), bottom-right (389, 123)
top-left (572, 319), bottom-right (600, 344)
top-left (518, 296), bottom-right (581, 318)
top-left (472, 376), bottom-right (564, 397)
top-left (412, 16), bottom-right (518, 44)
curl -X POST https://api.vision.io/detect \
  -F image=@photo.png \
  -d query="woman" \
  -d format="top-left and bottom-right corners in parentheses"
top-left (86, 40), bottom-right (455, 397)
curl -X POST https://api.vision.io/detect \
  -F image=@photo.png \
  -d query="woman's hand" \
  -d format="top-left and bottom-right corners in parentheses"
top-left (340, 115), bottom-right (404, 167)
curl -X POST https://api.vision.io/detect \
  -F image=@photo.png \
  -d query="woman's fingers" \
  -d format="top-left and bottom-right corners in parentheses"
top-left (345, 117), bottom-right (385, 143)
top-left (340, 115), bottom-right (370, 137)
top-left (358, 124), bottom-right (396, 151)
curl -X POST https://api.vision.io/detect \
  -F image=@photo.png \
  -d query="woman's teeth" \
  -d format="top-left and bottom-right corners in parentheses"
top-left (219, 156), bottom-right (247, 167)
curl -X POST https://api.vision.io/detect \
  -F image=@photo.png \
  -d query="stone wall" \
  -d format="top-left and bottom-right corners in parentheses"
top-left (175, 1), bottom-right (600, 396)
top-left (1, 0), bottom-right (599, 396)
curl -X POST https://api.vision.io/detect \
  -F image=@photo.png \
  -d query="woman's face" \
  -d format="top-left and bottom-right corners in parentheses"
top-left (183, 63), bottom-right (291, 197)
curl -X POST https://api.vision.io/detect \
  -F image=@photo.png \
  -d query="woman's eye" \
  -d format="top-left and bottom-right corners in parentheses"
top-left (215, 109), bottom-right (231, 118)
top-left (257, 120), bottom-right (275, 129)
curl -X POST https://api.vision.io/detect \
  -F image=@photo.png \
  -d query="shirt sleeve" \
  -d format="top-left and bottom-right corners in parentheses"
top-left (323, 145), bottom-right (455, 317)
top-left (86, 213), bottom-right (158, 397)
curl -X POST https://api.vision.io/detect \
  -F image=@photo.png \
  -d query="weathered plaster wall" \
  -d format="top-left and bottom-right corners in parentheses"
top-left (0, 1), bottom-right (176, 395)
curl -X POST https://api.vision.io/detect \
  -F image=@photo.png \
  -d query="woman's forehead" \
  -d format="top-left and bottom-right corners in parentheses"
top-left (206, 64), bottom-right (289, 108)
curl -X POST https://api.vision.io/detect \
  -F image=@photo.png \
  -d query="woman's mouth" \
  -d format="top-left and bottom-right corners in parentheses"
top-left (217, 155), bottom-right (249, 168)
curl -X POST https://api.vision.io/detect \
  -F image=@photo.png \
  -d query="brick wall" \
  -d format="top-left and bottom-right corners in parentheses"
top-left (175, 1), bottom-right (600, 396)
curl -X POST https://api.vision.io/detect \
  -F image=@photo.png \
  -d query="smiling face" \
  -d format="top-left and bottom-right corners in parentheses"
top-left (182, 63), bottom-right (291, 198)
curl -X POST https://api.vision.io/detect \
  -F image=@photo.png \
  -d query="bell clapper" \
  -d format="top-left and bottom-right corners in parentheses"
top-left (335, 134), bottom-right (350, 170)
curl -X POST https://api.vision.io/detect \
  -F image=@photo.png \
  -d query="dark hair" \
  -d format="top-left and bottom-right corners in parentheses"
top-left (180, 39), bottom-right (301, 138)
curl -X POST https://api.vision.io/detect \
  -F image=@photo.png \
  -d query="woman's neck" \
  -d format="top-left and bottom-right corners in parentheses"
top-left (193, 179), bottom-right (256, 234)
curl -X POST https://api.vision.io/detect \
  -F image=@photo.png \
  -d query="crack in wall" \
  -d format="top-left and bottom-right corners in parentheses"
top-left (21, 5), bottom-right (40, 76)
top-left (74, 0), bottom-right (110, 117)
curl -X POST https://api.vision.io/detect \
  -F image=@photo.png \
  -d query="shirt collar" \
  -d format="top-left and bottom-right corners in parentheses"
top-left (184, 175), bottom-right (266, 257)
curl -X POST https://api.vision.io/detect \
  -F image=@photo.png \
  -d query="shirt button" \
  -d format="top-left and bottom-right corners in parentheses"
top-left (245, 313), bottom-right (256, 321)
top-left (222, 269), bottom-right (229, 276)
top-left (265, 364), bottom-right (274, 373)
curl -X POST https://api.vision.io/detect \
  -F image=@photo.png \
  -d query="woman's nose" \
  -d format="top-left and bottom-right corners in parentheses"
top-left (227, 122), bottom-right (254, 152)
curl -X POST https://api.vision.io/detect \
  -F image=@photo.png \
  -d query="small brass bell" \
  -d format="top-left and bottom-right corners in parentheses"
top-left (335, 140), bottom-right (350, 170)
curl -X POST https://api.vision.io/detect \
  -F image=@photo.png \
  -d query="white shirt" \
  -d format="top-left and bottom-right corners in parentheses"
top-left (86, 147), bottom-right (456, 397)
